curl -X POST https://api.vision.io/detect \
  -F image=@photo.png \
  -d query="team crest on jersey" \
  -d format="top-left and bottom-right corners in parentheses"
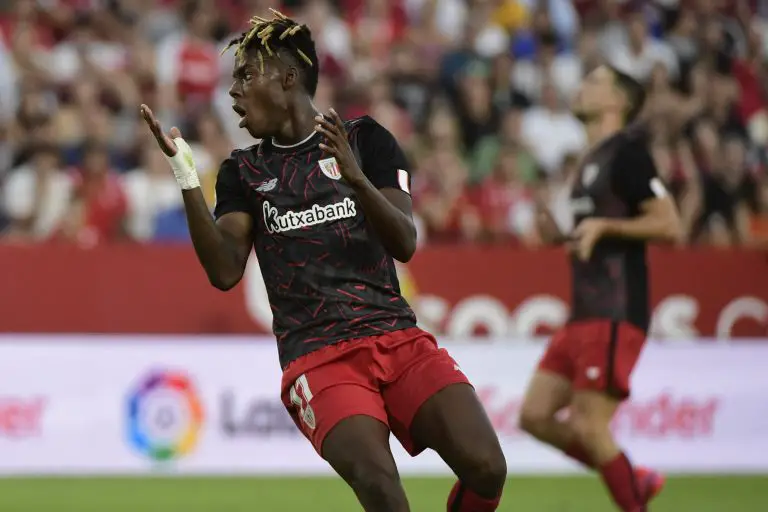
top-left (581, 164), bottom-right (599, 187)
top-left (319, 157), bottom-right (342, 180)
top-left (255, 177), bottom-right (278, 193)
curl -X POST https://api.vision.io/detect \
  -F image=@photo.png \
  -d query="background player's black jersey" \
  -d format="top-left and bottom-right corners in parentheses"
top-left (214, 116), bottom-right (417, 368)
top-left (569, 126), bottom-right (664, 331)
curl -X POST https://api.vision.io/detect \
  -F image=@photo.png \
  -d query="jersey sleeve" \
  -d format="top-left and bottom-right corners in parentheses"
top-left (213, 153), bottom-right (250, 219)
top-left (612, 137), bottom-right (668, 208)
top-left (354, 120), bottom-right (412, 194)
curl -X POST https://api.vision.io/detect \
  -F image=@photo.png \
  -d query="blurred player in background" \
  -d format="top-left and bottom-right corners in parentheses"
top-left (141, 9), bottom-right (506, 512)
top-left (518, 65), bottom-right (682, 511)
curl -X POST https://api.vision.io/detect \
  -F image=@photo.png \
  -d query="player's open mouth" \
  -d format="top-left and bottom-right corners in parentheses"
top-left (232, 104), bottom-right (247, 128)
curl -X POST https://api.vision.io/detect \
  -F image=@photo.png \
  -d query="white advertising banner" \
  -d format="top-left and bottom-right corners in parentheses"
top-left (0, 336), bottom-right (767, 475)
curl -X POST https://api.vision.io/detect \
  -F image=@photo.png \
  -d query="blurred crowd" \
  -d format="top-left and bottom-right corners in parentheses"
top-left (0, 0), bottom-right (767, 248)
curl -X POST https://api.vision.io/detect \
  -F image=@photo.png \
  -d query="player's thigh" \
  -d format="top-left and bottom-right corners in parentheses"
top-left (535, 328), bottom-right (575, 389)
top-left (321, 414), bottom-right (401, 487)
top-left (379, 335), bottom-right (471, 456)
top-left (282, 363), bottom-right (389, 457)
top-left (381, 334), bottom-right (504, 484)
top-left (519, 370), bottom-right (573, 428)
top-left (572, 320), bottom-right (646, 400)
top-left (571, 389), bottom-right (621, 425)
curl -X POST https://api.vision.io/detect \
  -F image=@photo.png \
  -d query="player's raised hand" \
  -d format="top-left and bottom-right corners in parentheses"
top-left (316, 109), bottom-right (367, 187)
top-left (571, 218), bottom-right (607, 262)
top-left (140, 104), bottom-right (180, 157)
top-left (139, 104), bottom-right (200, 190)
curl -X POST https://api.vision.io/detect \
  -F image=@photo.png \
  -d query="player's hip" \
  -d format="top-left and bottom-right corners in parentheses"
top-left (562, 318), bottom-right (647, 339)
top-left (279, 324), bottom-right (433, 392)
top-left (543, 318), bottom-right (647, 399)
top-left (275, 312), bottom-right (416, 357)
top-left (569, 301), bottom-right (650, 333)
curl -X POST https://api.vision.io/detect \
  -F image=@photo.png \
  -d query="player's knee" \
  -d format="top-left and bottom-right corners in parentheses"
top-left (518, 404), bottom-right (553, 437)
top-left (462, 444), bottom-right (507, 495)
top-left (570, 413), bottom-right (611, 451)
top-left (346, 459), bottom-right (403, 501)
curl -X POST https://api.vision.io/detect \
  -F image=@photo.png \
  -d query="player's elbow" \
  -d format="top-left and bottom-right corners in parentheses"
top-left (208, 272), bottom-right (242, 292)
top-left (393, 226), bottom-right (417, 263)
top-left (395, 240), bottom-right (416, 263)
top-left (661, 214), bottom-right (684, 244)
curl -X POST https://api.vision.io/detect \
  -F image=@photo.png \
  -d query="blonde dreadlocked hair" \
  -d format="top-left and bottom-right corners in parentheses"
top-left (223, 8), bottom-right (319, 96)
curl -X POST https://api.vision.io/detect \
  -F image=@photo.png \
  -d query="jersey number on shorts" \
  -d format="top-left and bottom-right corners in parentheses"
top-left (289, 374), bottom-right (317, 430)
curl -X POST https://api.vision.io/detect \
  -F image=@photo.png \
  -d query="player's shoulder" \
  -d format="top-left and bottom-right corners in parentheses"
top-left (344, 115), bottom-right (399, 151)
top-left (219, 143), bottom-right (261, 171)
top-left (217, 143), bottom-right (260, 179)
top-left (605, 122), bottom-right (652, 166)
top-left (343, 115), bottom-right (378, 131)
top-left (345, 115), bottom-right (396, 138)
top-left (228, 142), bottom-right (261, 160)
top-left (616, 122), bottom-right (652, 152)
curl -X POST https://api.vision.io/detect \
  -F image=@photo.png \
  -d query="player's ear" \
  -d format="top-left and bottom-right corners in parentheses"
top-left (283, 66), bottom-right (299, 91)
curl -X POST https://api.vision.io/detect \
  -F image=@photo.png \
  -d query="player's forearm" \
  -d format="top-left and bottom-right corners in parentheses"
top-left (350, 179), bottom-right (417, 262)
top-left (602, 212), bottom-right (682, 243)
top-left (536, 205), bottom-right (568, 246)
top-left (181, 188), bottom-right (245, 290)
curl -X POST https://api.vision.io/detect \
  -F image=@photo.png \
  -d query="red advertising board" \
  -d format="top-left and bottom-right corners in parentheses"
top-left (1, 245), bottom-right (766, 338)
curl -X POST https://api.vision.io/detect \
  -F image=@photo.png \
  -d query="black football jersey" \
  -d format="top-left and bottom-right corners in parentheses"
top-left (569, 125), bottom-right (666, 331)
top-left (214, 116), bottom-right (417, 368)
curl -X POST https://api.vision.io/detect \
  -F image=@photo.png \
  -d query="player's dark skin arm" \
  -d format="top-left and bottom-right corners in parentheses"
top-left (316, 110), bottom-right (417, 262)
top-left (347, 183), bottom-right (417, 262)
top-left (182, 195), bottom-right (253, 290)
top-left (141, 105), bottom-right (253, 290)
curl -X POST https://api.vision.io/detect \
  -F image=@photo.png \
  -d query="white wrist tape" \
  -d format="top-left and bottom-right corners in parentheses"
top-left (164, 137), bottom-right (200, 190)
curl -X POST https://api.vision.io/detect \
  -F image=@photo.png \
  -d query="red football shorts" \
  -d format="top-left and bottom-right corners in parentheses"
top-left (538, 320), bottom-right (646, 399)
top-left (280, 327), bottom-right (469, 457)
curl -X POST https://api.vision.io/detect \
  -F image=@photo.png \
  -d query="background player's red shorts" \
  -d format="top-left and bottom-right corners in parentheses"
top-left (538, 320), bottom-right (646, 399)
top-left (280, 327), bottom-right (469, 457)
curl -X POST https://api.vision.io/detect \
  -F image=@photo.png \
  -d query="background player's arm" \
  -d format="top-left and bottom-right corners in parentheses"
top-left (535, 199), bottom-right (570, 246)
top-left (141, 105), bottom-right (253, 290)
top-left (317, 112), bottom-right (417, 262)
top-left (601, 194), bottom-right (681, 242)
top-left (602, 140), bottom-right (683, 243)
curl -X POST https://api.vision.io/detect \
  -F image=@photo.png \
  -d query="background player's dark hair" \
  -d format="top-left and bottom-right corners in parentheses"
top-left (223, 9), bottom-right (319, 97)
top-left (608, 66), bottom-right (646, 124)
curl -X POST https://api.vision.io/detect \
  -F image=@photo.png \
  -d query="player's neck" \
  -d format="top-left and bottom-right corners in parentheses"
top-left (584, 113), bottom-right (623, 148)
top-left (273, 97), bottom-right (320, 147)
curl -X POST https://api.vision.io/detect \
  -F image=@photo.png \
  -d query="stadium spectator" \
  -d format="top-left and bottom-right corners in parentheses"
top-left (155, 0), bottom-right (220, 123)
top-left (123, 141), bottom-right (181, 241)
top-left (606, 8), bottom-right (679, 81)
top-left (414, 144), bottom-right (479, 243)
top-left (456, 60), bottom-right (502, 153)
top-left (471, 142), bottom-right (537, 244)
top-left (54, 141), bottom-right (128, 246)
top-left (512, 30), bottom-right (582, 103)
top-left (0, 0), bottom-right (765, 248)
top-left (3, 142), bottom-right (70, 241)
top-left (521, 80), bottom-right (586, 175)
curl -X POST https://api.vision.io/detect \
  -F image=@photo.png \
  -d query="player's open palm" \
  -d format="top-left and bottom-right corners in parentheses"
top-left (316, 109), bottom-right (366, 186)
top-left (140, 104), bottom-right (180, 157)
top-left (140, 104), bottom-right (200, 191)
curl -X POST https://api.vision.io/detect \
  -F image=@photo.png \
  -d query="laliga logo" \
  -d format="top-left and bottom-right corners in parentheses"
top-left (126, 370), bottom-right (204, 461)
